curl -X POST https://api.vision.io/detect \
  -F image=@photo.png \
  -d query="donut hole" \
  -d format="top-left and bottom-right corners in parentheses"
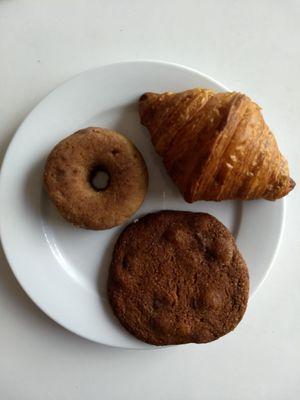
top-left (89, 166), bottom-right (110, 191)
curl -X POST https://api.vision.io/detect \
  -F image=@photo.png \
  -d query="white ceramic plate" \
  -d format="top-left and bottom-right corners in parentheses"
top-left (0, 61), bottom-right (284, 349)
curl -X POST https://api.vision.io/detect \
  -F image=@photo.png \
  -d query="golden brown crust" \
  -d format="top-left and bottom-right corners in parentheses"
top-left (44, 127), bottom-right (148, 230)
top-left (108, 211), bottom-right (249, 345)
top-left (139, 88), bottom-right (295, 202)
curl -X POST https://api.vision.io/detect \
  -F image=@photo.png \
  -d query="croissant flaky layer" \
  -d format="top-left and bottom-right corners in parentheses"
top-left (139, 88), bottom-right (295, 202)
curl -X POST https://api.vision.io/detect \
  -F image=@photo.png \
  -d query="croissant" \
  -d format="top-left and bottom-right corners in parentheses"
top-left (139, 88), bottom-right (295, 202)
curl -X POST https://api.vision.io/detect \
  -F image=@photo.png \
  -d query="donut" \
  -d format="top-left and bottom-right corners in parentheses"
top-left (44, 127), bottom-right (148, 230)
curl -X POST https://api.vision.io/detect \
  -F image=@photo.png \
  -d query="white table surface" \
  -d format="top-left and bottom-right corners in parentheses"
top-left (0, 1), bottom-right (299, 399)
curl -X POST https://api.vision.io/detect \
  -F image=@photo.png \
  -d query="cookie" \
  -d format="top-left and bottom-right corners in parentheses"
top-left (108, 211), bottom-right (249, 345)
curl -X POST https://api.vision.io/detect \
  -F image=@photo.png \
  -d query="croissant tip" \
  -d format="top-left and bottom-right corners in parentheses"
top-left (139, 92), bottom-right (156, 103)
top-left (289, 178), bottom-right (296, 191)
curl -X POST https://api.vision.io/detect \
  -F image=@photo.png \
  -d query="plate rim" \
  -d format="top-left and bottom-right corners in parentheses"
top-left (0, 60), bottom-right (285, 348)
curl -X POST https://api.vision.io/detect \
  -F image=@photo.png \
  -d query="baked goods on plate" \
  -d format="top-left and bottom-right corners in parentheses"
top-left (1, 61), bottom-right (293, 348)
